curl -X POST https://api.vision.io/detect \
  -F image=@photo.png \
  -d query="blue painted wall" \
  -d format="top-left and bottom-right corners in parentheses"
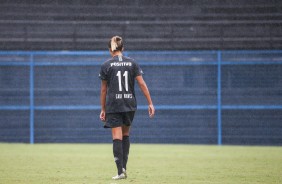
top-left (0, 51), bottom-right (282, 145)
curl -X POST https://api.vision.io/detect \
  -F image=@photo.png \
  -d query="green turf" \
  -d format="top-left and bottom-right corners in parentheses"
top-left (0, 144), bottom-right (281, 184)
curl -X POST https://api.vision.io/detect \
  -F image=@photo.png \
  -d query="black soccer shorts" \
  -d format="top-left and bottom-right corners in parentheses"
top-left (104, 111), bottom-right (135, 128)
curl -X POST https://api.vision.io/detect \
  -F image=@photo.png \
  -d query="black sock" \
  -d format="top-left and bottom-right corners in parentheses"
top-left (113, 139), bottom-right (123, 175)
top-left (122, 136), bottom-right (130, 170)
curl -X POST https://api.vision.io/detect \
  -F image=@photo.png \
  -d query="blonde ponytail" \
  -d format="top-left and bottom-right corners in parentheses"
top-left (108, 36), bottom-right (123, 52)
top-left (111, 37), bottom-right (118, 52)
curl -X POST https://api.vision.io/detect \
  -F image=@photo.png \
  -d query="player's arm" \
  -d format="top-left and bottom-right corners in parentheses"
top-left (136, 75), bottom-right (155, 118)
top-left (100, 80), bottom-right (107, 121)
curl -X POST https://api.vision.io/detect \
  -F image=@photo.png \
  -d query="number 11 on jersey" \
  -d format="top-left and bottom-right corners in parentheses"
top-left (116, 71), bottom-right (128, 92)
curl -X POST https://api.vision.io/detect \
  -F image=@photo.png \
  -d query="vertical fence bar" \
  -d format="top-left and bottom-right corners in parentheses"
top-left (217, 51), bottom-right (222, 145)
top-left (30, 54), bottom-right (34, 144)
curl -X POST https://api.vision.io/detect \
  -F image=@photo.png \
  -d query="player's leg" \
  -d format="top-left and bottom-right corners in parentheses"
top-left (121, 111), bottom-right (135, 173)
top-left (122, 125), bottom-right (130, 171)
top-left (112, 127), bottom-right (124, 177)
top-left (106, 113), bottom-right (126, 179)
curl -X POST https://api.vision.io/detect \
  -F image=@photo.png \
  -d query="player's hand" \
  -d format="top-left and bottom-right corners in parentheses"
top-left (148, 104), bottom-right (155, 118)
top-left (100, 110), bottom-right (106, 122)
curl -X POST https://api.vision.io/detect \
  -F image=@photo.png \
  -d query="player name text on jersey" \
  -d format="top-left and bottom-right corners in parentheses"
top-left (116, 94), bottom-right (133, 99)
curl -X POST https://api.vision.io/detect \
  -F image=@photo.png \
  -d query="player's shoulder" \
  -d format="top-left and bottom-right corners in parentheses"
top-left (122, 55), bottom-right (133, 60)
top-left (122, 56), bottom-right (138, 65)
top-left (101, 57), bottom-right (114, 66)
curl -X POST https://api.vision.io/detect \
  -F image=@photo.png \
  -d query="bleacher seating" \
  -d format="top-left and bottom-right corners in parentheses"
top-left (0, 0), bottom-right (281, 50)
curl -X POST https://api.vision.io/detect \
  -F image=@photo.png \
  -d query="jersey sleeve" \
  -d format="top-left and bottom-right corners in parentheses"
top-left (134, 62), bottom-right (143, 77)
top-left (99, 63), bottom-right (108, 80)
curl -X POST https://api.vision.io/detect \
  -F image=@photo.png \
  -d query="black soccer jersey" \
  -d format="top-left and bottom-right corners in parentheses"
top-left (99, 55), bottom-right (143, 113)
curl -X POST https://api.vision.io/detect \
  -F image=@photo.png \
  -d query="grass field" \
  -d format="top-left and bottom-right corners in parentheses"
top-left (0, 144), bottom-right (281, 184)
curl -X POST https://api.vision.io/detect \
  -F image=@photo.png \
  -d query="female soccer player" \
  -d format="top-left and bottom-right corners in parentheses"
top-left (99, 36), bottom-right (155, 180)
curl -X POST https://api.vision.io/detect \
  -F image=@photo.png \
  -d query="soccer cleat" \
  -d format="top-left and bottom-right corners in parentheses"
top-left (112, 173), bottom-right (126, 180)
top-left (123, 168), bottom-right (127, 179)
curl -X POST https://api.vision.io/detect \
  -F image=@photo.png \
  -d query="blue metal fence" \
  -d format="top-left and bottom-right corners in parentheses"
top-left (0, 50), bottom-right (282, 144)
